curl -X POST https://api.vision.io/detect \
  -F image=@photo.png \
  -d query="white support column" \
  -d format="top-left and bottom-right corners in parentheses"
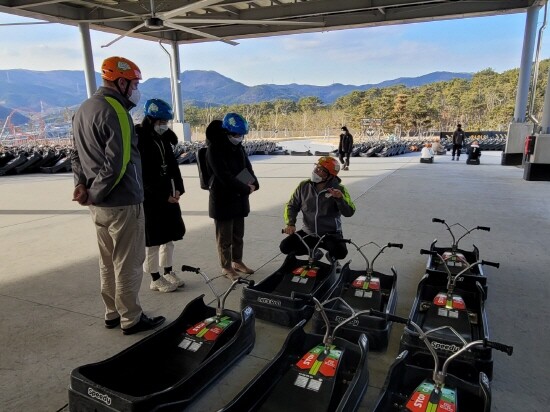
top-left (170, 41), bottom-right (183, 123)
top-left (78, 23), bottom-right (97, 98)
top-left (169, 41), bottom-right (191, 142)
top-left (514, 5), bottom-right (539, 122)
top-left (503, 4), bottom-right (540, 165)
top-left (524, 54), bottom-right (550, 180)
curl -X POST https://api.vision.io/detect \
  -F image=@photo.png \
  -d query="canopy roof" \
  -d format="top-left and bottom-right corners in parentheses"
top-left (0, 0), bottom-right (542, 47)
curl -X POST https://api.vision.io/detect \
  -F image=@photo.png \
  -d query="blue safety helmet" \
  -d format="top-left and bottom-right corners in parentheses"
top-left (144, 99), bottom-right (174, 120)
top-left (222, 112), bottom-right (249, 135)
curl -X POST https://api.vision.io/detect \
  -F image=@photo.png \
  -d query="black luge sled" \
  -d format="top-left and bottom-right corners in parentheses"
top-left (371, 311), bottom-right (513, 412)
top-left (426, 218), bottom-right (491, 294)
top-left (400, 250), bottom-right (499, 382)
top-left (311, 240), bottom-right (402, 350)
top-left (69, 268), bottom-right (255, 412)
top-left (241, 234), bottom-right (340, 326)
top-left (221, 298), bottom-right (370, 412)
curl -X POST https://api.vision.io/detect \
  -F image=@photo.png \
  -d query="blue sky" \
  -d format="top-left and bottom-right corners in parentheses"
top-left (0, 10), bottom-right (549, 86)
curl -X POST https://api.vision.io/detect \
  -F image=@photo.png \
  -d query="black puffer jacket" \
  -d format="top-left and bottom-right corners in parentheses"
top-left (339, 132), bottom-right (354, 153)
top-left (136, 120), bottom-right (185, 247)
top-left (205, 120), bottom-right (259, 221)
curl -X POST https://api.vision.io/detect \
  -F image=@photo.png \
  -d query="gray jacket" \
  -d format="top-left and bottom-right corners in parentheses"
top-left (284, 177), bottom-right (356, 235)
top-left (71, 87), bottom-right (144, 207)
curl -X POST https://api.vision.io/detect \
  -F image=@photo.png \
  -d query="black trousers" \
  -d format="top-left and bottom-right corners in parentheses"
top-left (452, 144), bottom-right (462, 157)
top-left (279, 230), bottom-right (348, 260)
top-left (339, 151), bottom-right (351, 167)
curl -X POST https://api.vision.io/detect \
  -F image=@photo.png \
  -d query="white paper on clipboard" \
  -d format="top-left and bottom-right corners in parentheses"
top-left (235, 168), bottom-right (255, 185)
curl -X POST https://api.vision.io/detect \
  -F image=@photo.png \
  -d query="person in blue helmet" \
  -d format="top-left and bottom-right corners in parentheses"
top-left (205, 113), bottom-right (259, 281)
top-left (136, 98), bottom-right (186, 293)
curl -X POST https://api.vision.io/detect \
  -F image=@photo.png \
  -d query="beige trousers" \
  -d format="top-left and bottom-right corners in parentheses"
top-left (89, 204), bottom-right (145, 329)
top-left (144, 241), bottom-right (174, 274)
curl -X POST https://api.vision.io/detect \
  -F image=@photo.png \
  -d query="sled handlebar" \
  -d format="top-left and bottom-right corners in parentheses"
top-left (477, 226), bottom-right (491, 232)
top-left (420, 249), bottom-right (437, 256)
top-left (481, 260), bottom-right (499, 268)
top-left (387, 243), bottom-right (403, 249)
top-left (432, 218), bottom-right (445, 224)
top-left (237, 278), bottom-right (254, 287)
top-left (290, 291), bottom-right (313, 301)
top-left (181, 265), bottom-right (200, 273)
top-left (484, 339), bottom-right (514, 356)
top-left (369, 309), bottom-right (408, 325)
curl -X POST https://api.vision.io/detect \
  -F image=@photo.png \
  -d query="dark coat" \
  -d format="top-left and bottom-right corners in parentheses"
top-left (339, 132), bottom-right (354, 153)
top-left (468, 145), bottom-right (482, 160)
top-left (136, 121), bottom-right (185, 247)
top-left (453, 127), bottom-right (466, 145)
top-left (205, 120), bottom-right (259, 221)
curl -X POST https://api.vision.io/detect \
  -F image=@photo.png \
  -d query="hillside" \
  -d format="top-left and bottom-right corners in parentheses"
top-left (0, 69), bottom-right (472, 112)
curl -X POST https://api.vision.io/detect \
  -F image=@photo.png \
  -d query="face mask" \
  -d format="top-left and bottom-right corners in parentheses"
top-left (311, 171), bottom-right (324, 183)
top-left (228, 135), bottom-right (244, 145)
top-left (154, 124), bottom-right (169, 135)
top-left (128, 88), bottom-right (141, 106)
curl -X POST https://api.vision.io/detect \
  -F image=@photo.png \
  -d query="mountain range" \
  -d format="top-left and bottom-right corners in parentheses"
top-left (0, 69), bottom-right (472, 120)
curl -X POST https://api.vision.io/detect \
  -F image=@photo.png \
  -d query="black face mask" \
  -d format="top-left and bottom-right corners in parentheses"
top-left (115, 79), bottom-right (137, 108)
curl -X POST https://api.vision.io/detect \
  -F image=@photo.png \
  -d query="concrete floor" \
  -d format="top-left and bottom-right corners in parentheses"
top-left (1, 150), bottom-right (548, 411)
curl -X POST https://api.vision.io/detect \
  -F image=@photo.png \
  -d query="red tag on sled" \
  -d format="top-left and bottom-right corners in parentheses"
top-left (352, 276), bottom-right (367, 288)
top-left (186, 321), bottom-right (207, 335)
top-left (452, 295), bottom-right (466, 310)
top-left (293, 266), bottom-right (306, 275)
top-left (319, 357), bottom-right (338, 378)
top-left (203, 326), bottom-right (224, 341)
top-left (433, 293), bottom-right (447, 307)
top-left (296, 351), bottom-right (321, 370)
top-left (368, 278), bottom-right (381, 290)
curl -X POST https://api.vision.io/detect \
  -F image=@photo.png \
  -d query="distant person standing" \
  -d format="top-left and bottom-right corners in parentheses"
top-left (136, 99), bottom-right (186, 293)
top-left (71, 56), bottom-right (165, 335)
top-left (452, 124), bottom-right (466, 161)
top-left (338, 126), bottom-right (354, 170)
top-left (205, 113), bottom-right (260, 281)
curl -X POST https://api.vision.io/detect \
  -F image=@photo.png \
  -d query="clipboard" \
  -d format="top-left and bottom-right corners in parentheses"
top-left (236, 168), bottom-right (255, 185)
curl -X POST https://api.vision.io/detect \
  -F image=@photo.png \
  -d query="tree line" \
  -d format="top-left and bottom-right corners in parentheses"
top-left (182, 59), bottom-right (550, 137)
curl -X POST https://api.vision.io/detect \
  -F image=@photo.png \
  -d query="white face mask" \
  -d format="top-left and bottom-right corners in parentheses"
top-left (128, 89), bottom-right (141, 106)
top-left (311, 171), bottom-right (324, 183)
top-left (154, 124), bottom-right (169, 135)
top-left (228, 135), bottom-right (244, 145)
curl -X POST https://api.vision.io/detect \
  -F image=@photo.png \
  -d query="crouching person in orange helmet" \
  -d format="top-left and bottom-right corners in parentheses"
top-left (281, 156), bottom-right (356, 261)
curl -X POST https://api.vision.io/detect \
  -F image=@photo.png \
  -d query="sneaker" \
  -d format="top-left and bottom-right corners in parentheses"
top-left (222, 267), bottom-right (240, 281)
top-left (122, 313), bottom-right (166, 335)
top-left (232, 261), bottom-right (255, 274)
top-left (164, 271), bottom-right (185, 288)
top-left (150, 276), bottom-right (177, 292)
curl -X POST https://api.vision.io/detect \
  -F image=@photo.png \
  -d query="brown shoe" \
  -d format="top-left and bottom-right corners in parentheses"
top-left (232, 261), bottom-right (255, 274)
top-left (222, 267), bottom-right (240, 281)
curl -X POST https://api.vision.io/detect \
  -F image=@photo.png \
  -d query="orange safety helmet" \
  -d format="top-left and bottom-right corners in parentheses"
top-left (317, 156), bottom-right (340, 176)
top-left (101, 56), bottom-right (142, 81)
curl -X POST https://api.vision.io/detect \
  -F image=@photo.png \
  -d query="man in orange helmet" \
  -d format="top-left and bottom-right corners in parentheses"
top-left (71, 56), bottom-right (165, 335)
top-left (281, 156), bottom-right (356, 260)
